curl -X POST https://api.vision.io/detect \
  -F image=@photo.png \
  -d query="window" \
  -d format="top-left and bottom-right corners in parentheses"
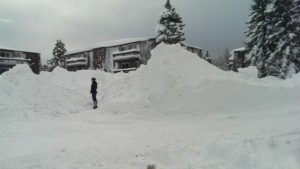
top-left (0, 52), bottom-right (11, 58)
top-left (121, 63), bottom-right (129, 69)
top-left (128, 44), bottom-right (134, 50)
top-left (119, 46), bottom-right (125, 51)
top-left (134, 61), bottom-right (140, 68)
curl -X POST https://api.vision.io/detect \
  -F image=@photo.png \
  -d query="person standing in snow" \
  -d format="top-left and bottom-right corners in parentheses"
top-left (90, 77), bottom-right (98, 109)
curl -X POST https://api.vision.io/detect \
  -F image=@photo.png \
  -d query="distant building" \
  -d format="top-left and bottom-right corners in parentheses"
top-left (63, 39), bottom-right (205, 73)
top-left (0, 47), bottom-right (41, 74)
top-left (64, 38), bottom-right (156, 73)
top-left (180, 42), bottom-right (203, 58)
top-left (229, 47), bottom-right (246, 72)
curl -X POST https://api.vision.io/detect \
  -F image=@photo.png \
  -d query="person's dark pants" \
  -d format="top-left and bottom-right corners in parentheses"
top-left (91, 93), bottom-right (97, 102)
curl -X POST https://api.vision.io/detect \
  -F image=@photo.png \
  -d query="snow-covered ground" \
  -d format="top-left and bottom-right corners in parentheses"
top-left (0, 44), bottom-right (299, 169)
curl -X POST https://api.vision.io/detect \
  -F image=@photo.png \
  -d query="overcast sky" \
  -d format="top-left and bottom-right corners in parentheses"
top-left (0, 0), bottom-right (252, 63)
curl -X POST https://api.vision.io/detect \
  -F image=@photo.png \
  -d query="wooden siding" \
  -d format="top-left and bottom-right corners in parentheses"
top-left (232, 51), bottom-right (246, 72)
top-left (93, 48), bottom-right (105, 70)
top-left (25, 52), bottom-right (41, 74)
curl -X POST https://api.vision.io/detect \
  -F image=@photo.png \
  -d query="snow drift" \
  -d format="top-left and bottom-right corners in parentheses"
top-left (0, 44), bottom-right (299, 169)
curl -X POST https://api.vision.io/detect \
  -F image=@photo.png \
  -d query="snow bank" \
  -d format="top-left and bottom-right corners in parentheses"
top-left (0, 44), bottom-right (299, 169)
top-left (98, 44), bottom-right (300, 115)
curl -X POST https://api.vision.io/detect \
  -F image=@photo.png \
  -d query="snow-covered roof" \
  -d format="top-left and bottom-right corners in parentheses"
top-left (232, 47), bottom-right (246, 52)
top-left (65, 47), bottom-right (93, 56)
top-left (93, 38), bottom-right (153, 48)
top-left (229, 47), bottom-right (246, 60)
top-left (65, 38), bottom-right (154, 55)
top-left (180, 42), bottom-right (203, 50)
top-left (0, 47), bottom-right (40, 54)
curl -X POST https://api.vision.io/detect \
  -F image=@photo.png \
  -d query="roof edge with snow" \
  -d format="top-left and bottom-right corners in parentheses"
top-left (65, 37), bottom-right (155, 55)
top-left (180, 42), bottom-right (203, 50)
top-left (0, 47), bottom-right (40, 54)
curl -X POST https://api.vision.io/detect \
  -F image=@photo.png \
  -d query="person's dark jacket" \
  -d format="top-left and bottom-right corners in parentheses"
top-left (90, 81), bottom-right (97, 93)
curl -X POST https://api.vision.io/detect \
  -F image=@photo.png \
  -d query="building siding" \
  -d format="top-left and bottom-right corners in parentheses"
top-left (64, 38), bottom-right (156, 73)
top-left (0, 48), bottom-right (41, 74)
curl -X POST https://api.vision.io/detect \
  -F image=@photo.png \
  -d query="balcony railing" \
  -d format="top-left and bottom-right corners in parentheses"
top-left (66, 57), bottom-right (87, 63)
top-left (66, 57), bottom-right (88, 67)
top-left (113, 67), bottom-right (137, 73)
top-left (113, 54), bottom-right (141, 61)
top-left (112, 48), bottom-right (140, 55)
top-left (0, 57), bottom-right (30, 66)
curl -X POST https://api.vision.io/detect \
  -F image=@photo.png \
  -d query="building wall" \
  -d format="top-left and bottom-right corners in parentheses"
top-left (231, 51), bottom-right (246, 72)
top-left (63, 38), bottom-right (157, 73)
top-left (105, 42), bottom-right (143, 73)
top-left (105, 46), bottom-right (119, 73)
top-left (93, 48), bottom-right (105, 70)
top-left (139, 40), bottom-right (156, 65)
top-left (25, 52), bottom-right (41, 74)
top-left (64, 52), bottom-right (90, 71)
top-left (0, 48), bottom-right (41, 74)
top-left (112, 44), bottom-right (141, 72)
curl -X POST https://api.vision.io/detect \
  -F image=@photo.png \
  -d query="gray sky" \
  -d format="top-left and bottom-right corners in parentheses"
top-left (0, 0), bottom-right (252, 63)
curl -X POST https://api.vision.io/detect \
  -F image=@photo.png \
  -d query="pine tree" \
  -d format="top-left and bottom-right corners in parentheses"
top-left (264, 0), bottom-right (298, 78)
top-left (291, 0), bottom-right (300, 74)
top-left (52, 39), bottom-right (67, 68)
top-left (41, 64), bottom-right (50, 72)
top-left (245, 0), bottom-right (272, 77)
top-left (204, 50), bottom-right (213, 63)
top-left (223, 48), bottom-right (231, 63)
top-left (156, 0), bottom-right (185, 44)
top-left (205, 50), bottom-right (210, 58)
top-left (214, 48), bottom-right (230, 71)
top-left (222, 48), bottom-right (231, 70)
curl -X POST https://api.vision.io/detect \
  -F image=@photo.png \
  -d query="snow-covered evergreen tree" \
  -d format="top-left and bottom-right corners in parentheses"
top-left (204, 50), bottom-right (213, 63)
top-left (264, 0), bottom-right (299, 78)
top-left (52, 39), bottom-right (67, 68)
top-left (245, 0), bottom-right (272, 78)
top-left (246, 0), bottom-right (300, 79)
top-left (41, 64), bottom-right (50, 72)
top-left (156, 0), bottom-right (185, 44)
top-left (291, 0), bottom-right (300, 74)
top-left (223, 48), bottom-right (231, 63)
top-left (213, 48), bottom-right (231, 71)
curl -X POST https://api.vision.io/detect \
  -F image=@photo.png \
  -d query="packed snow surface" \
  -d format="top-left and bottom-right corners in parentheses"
top-left (0, 44), bottom-right (299, 169)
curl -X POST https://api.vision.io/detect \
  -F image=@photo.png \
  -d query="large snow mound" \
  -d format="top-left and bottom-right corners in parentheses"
top-left (99, 44), bottom-right (300, 115)
top-left (0, 44), bottom-right (299, 169)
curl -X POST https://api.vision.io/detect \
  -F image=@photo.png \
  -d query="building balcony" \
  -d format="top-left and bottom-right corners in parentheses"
top-left (112, 48), bottom-right (140, 55)
top-left (112, 49), bottom-right (141, 61)
top-left (113, 67), bottom-right (137, 73)
top-left (66, 57), bottom-right (88, 67)
top-left (66, 57), bottom-right (87, 63)
top-left (0, 57), bottom-right (30, 66)
top-left (113, 54), bottom-right (141, 61)
top-left (67, 62), bottom-right (87, 67)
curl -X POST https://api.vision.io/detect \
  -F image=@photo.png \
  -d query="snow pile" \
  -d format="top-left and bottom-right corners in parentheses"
top-left (100, 44), bottom-right (300, 115)
top-left (0, 44), bottom-right (299, 169)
